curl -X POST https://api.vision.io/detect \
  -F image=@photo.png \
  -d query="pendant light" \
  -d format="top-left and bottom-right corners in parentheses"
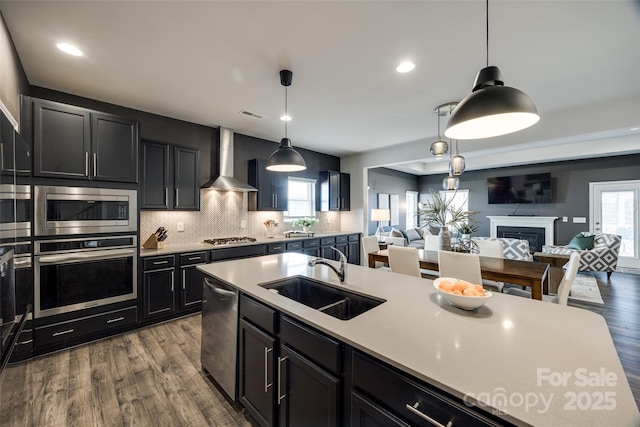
top-left (449, 139), bottom-right (465, 176)
top-left (429, 105), bottom-right (448, 158)
top-left (445, 0), bottom-right (539, 140)
top-left (443, 133), bottom-right (460, 190)
top-left (266, 70), bottom-right (306, 172)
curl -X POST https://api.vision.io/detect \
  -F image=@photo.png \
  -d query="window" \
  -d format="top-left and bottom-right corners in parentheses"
top-left (406, 191), bottom-right (418, 228)
top-left (440, 189), bottom-right (469, 228)
top-left (284, 177), bottom-right (316, 220)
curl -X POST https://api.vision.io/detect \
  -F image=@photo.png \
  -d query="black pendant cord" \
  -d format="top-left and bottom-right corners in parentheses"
top-left (486, 0), bottom-right (489, 67)
top-left (436, 106), bottom-right (441, 138)
top-left (284, 86), bottom-right (288, 139)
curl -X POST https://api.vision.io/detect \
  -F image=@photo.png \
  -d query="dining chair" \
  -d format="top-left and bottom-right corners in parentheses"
top-left (362, 235), bottom-right (389, 269)
top-left (438, 250), bottom-right (483, 284)
top-left (420, 235), bottom-right (441, 277)
top-left (388, 246), bottom-right (421, 277)
top-left (505, 252), bottom-right (580, 305)
top-left (475, 239), bottom-right (505, 292)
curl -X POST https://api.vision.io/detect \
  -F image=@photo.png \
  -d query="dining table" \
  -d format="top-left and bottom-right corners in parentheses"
top-left (368, 249), bottom-right (550, 300)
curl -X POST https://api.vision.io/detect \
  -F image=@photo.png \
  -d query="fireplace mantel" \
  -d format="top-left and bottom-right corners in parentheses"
top-left (487, 216), bottom-right (558, 246)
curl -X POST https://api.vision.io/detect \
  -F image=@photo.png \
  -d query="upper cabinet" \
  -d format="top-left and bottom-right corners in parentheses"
top-left (141, 139), bottom-right (200, 210)
top-left (30, 98), bottom-right (139, 183)
top-left (248, 159), bottom-right (288, 211)
top-left (318, 170), bottom-right (350, 211)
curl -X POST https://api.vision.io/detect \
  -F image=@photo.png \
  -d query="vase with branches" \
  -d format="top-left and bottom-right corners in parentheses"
top-left (417, 189), bottom-right (480, 250)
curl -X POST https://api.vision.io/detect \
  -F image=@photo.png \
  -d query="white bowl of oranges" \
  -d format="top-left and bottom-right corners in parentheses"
top-left (433, 277), bottom-right (492, 310)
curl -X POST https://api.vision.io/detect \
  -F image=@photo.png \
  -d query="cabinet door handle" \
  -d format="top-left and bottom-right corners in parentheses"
top-left (171, 274), bottom-right (175, 293)
top-left (264, 347), bottom-right (273, 392)
top-left (274, 194), bottom-right (277, 208)
top-left (405, 402), bottom-right (452, 427)
top-left (277, 356), bottom-right (288, 404)
top-left (164, 188), bottom-right (169, 205)
top-left (53, 328), bottom-right (75, 337)
top-left (106, 316), bottom-right (125, 324)
top-left (153, 260), bottom-right (169, 265)
top-left (93, 152), bottom-right (97, 177)
top-left (175, 188), bottom-right (179, 206)
top-left (85, 152), bottom-right (89, 176)
top-left (188, 256), bottom-right (201, 261)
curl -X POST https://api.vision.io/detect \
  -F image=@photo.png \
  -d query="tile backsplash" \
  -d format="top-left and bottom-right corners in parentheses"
top-left (140, 189), bottom-right (342, 245)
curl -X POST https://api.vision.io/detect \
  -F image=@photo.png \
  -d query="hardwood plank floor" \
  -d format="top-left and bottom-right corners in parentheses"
top-left (568, 271), bottom-right (640, 411)
top-left (0, 316), bottom-right (256, 427)
top-left (1, 271), bottom-right (638, 426)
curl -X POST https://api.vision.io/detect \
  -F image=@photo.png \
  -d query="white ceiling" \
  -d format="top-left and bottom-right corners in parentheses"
top-left (2, 0), bottom-right (639, 173)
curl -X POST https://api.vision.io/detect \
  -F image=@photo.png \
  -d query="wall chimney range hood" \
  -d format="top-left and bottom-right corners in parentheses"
top-left (202, 127), bottom-right (257, 192)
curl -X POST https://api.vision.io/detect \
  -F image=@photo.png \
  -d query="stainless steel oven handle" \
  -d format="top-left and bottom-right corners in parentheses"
top-left (38, 248), bottom-right (135, 264)
top-left (14, 258), bottom-right (32, 268)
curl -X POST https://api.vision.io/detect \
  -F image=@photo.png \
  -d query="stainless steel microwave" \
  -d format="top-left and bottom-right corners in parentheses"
top-left (34, 185), bottom-right (137, 236)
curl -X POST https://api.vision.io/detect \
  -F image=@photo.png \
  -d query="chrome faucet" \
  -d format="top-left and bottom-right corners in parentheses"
top-left (308, 247), bottom-right (347, 283)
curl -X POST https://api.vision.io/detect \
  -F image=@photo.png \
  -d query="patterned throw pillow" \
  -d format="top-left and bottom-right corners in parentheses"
top-left (390, 228), bottom-right (403, 238)
top-left (567, 233), bottom-right (595, 250)
top-left (405, 228), bottom-right (422, 242)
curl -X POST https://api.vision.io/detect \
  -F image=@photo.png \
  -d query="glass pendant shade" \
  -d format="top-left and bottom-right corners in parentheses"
top-left (450, 154), bottom-right (465, 176)
top-left (430, 140), bottom-right (449, 158)
top-left (266, 138), bottom-right (306, 172)
top-left (443, 175), bottom-right (459, 191)
top-left (266, 70), bottom-right (307, 172)
top-left (444, 66), bottom-right (539, 140)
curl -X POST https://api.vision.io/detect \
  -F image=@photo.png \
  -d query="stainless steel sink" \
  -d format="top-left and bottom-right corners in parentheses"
top-left (260, 276), bottom-right (385, 320)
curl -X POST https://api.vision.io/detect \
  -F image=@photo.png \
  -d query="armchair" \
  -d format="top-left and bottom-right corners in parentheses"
top-left (541, 233), bottom-right (621, 278)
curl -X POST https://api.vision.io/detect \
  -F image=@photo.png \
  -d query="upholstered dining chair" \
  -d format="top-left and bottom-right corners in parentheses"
top-left (438, 251), bottom-right (483, 285)
top-left (505, 252), bottom-right (580, 305)
top-left (388, 246), bottom-right (421, 277)
top-left (424, 235), bottom-right (440, 251)
top-left (475, 239), bottom-right (505, 292)
top-left (362, 235), bottom-right (389, 270)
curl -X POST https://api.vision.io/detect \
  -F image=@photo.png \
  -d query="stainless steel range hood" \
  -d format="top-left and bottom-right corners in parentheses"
top-left (202, 127), bottom-right (257, 192)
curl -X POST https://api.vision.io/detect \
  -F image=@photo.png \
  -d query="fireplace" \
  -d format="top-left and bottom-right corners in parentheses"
top-left (487, 216), bottom-right (558, 253)
top-left (497, 226), bottom-right (546, 253)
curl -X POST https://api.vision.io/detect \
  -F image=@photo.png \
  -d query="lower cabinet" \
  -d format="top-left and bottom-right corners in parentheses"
top-left (237, 294), bottom-right (511, 427)
top-left (347, 233), bottom-right (360, 265)
top-left (239, 294), bottom-right (342, 427)
top-left (178, 252), bottom-right (208, 311)
top-left (142, 255), bottom-right (176, 319)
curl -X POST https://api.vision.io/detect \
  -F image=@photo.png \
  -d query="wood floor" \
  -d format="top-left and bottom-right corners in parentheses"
top-left (1, 271), bottom-right (639, 426)
top-left (0, 315), bottom-right (256, 427)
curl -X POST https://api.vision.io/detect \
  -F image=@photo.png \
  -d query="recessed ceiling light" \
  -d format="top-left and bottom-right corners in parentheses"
top-left (630, 127), bottom-right (639, 131)
top-left (396, 61), bottom-right (415, 73)
top-left (280, 115), bottom-right (291, 121)
top-left (56, 43), bottom-right (83, 56)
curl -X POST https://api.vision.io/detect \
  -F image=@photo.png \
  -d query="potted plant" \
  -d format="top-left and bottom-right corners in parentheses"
top-left (456, 223), bottom-right (478, 241)
top-left (293, 217), bottom-right (319, 233)
top-left (417, 189), bottom-right (479, 250)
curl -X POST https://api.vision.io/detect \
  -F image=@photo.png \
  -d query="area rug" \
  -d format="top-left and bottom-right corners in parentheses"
top-left (569, 272), bottom-right (604, 304)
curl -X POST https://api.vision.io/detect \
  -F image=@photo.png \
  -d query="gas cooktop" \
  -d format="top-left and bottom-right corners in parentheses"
top-left (204, 237), bottom-right (257, 246)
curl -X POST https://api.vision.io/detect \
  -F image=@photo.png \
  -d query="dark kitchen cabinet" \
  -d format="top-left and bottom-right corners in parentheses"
top-left (334, 235), bottom-right (348, 262)
top-left (302, 238), bottom-right (320, 257)
top-left (351, 391), bottom-right (410, 427)
top-left (178, 252), bottom-right (208, 311)
top-left (31, 98), bottom-right (138, 182)
top-left (347, 234), bottom-right (361, 265)
top-left (318, 170), bottom-right (350, 211)
top-left (141, 140), bottom-right (200, 210)
top-left (239, 319), bottom-right (276, 427)
top-left (238, 296), bottom-right (342, 427)
top-left (142, 255), bottom-right (176, 319)
top-left (320, 236), bottom-right (336, 259)
top-left (278, 344), bottom-right (340, 427)
top-left (248, 159), bottom-right (287, 211)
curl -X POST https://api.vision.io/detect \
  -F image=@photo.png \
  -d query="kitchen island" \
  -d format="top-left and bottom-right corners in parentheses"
top-left (198, 253), bottom-right (640, 426)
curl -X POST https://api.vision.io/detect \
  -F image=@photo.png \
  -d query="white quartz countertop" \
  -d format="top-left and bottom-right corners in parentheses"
top-left (139, 232), bottom-right (357, 257)
top-left (197, 253), bottom-right (640, 427)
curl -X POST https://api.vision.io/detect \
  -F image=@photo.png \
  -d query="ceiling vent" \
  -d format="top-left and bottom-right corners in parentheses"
top-left (239, 110), bottom-right (264, 119)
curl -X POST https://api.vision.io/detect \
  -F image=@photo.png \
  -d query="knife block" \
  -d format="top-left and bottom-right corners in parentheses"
top-left (143, 234), bottom-right (164, 249)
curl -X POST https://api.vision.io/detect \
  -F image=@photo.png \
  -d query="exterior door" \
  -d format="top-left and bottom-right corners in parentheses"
top-left (590, 180), bottom-right (639, 269)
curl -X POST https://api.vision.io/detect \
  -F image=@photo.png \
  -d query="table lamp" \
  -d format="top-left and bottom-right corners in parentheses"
top-left (371, 209), bottom-right (390, 243)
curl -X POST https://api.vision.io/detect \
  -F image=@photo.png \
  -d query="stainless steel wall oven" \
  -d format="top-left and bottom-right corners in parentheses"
top-left (34, 236), bottom-right (137, 317)
top-left (34, 185), bottom-right (136, 236)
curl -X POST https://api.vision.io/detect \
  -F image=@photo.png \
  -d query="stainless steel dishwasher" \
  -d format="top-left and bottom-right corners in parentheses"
top-left (201, 274), bottom-right (239, 401)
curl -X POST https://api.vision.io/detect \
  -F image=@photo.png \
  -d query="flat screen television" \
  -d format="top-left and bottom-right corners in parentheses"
top-left (487, 173), bottom-right (552, 204)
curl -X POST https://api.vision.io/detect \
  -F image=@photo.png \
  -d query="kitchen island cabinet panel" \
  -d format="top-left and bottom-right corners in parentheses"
top-left (278, 344), bottom-right (340, 427)
top-left (239, 319), bottom-right (276, 427)
top-left (351, 391), bottom-right (410, 427)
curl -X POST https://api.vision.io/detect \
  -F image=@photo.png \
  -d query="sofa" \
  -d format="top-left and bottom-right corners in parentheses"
top-left (542, 233), bottom-right (621, 278)
top-left (381, 226), bottom-right (430, 248)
